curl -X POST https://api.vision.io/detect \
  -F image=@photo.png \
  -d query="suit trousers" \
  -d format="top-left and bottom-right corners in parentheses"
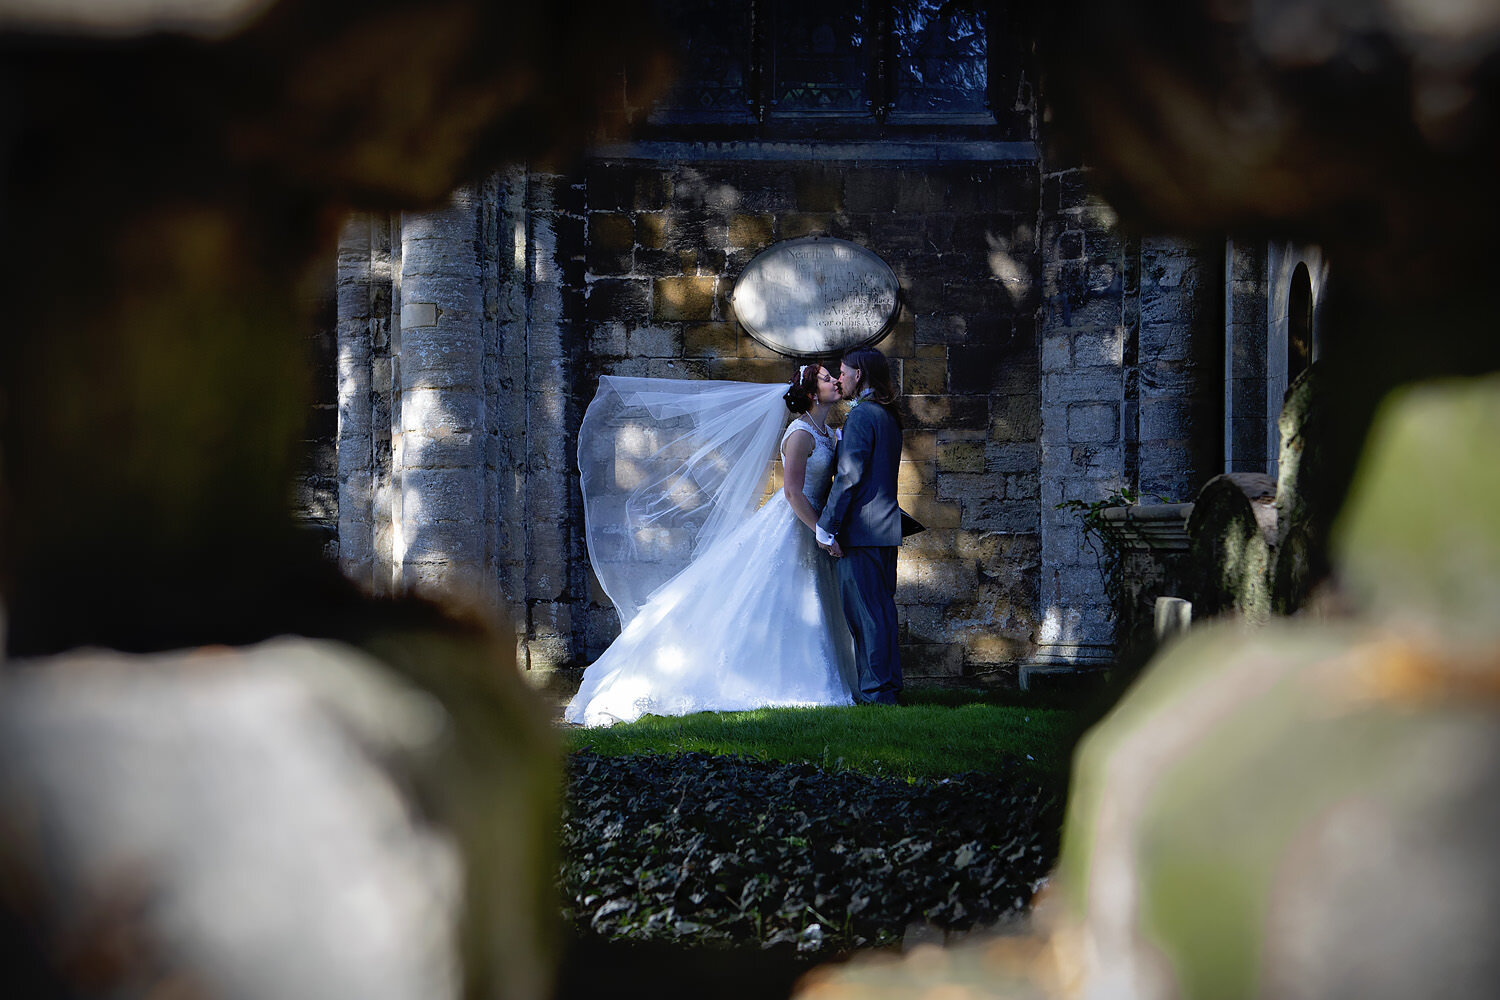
top-left (836, 545), bottom-right (901, 705)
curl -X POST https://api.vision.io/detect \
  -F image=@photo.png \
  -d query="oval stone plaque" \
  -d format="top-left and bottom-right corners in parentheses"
top-left (730, 237), bottom-right (901, 358)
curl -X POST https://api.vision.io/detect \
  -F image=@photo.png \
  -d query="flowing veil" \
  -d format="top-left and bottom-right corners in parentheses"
top-left (578, 376), bottom-right (790, 628)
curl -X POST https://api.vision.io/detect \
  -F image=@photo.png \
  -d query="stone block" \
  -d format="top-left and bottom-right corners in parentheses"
top-left (1058, 230), bottom-right (1085, 260)
top-left (1073, 328), bottom-right (1128, 367)
top-left (936, 440), bottom-right (985, 473)
top-left (635, 212), bottom-right (668, 250)
top-left (792, 167), bottom-right (843, 212)
top-left (338, 471), bottom-right (373, 513)
top-left (704, 357), bottom-right (785, 382)
top-left (898, 357), bottom-right (945, 397)
top-left (898, 460), bottom-right (937, 493)
top-left (899, 526), bottom-right (955, 558)
top-left (586, 213), bottom-right (634, 275)
top-left (653, 276), bottom-right (718, 322)
top-left (399, 468), bottom-right (483, 523)
top-left (628, 248), bottom-right (676, 278)
top-left (728, 213), bottom-right (774, 249)
top-left (900, 643), bottom-right (965, 677)
top-left (1042, 368), bottom-right (1123, 404)
top-left (657, 209), bottom-right (726, 254)
top-left (914, 312), bottom-right (970, 345)
top-left (898, 553), bottom-right (977, 593)
top-left (902, 430), bottom-right (937, 461)
top-left (626, 325), bottom-right (682, 358)
top-left (990, 394), bottom-right (1041, 442)
top-left (587, 278), bottom-right (651, 324)
top-left (529, 601), bottom-right (573, 640)
top-left (843, 169), bottom-right (899, 214)
top-left (399, 521), bottom-right (486, 564)
top-left (589, 211), bottom-right (634, 253)
top-left (1139, 399), bottom-right (1194, 442)
top-left (902, 394), bottom-right (989, 430)
top-left (985, 442), bottom-right (1040, 473)
top-left (523, 636), bottom-right (573, 672)
top-left (1041, 335), bottom-right (1071, 373)
top-left (903, 494), bottom-right (962, 529)
top-left (402, 430), bottom-right (484, 469)
top-left (682, 322), bottom-right (738, 358)
top-left (895, 173), bottom-right (946, 213)
top-left (871, 214), bottom-right (928, 252)
top-left (1005, 474), bottom-right (1041, 500)
top-left (882, 319), bottom-right (917, 359)
top-left (736, 332), bottom-right (785, 360)
top-left (967, 634), bottom-right (1027, 664)
top-left (1068, 402), bottom-right (1120, 443)
top-left (588, 321), bottom-right (628, 356)
top-left (963, 496), bottom-right (1040, 533)
top-left (399, 390), bottom-right (482, 435)
top-left (937, 472), bottom-right (995, 504)
top-left (949, 340), bottom-right (1035, 396)
top-left (778, 213), bottom-right (834, 239)
top-left (399, 339), bottom-right (483, 393)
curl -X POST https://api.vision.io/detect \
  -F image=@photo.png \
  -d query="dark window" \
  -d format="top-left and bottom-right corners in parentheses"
top-left (1287, 262), bottom-right (1313, 385)
top-left (891, 0), bottom-right (988, 116)
top-left (649, 0), bottom-right (993, 125)
top-left (649, 0), bottom-right (756, 122)
top-left (770, 0), bottom-right (867, 112)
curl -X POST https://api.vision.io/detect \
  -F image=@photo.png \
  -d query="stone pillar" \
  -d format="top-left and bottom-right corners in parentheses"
top-left (393, 187), bottom-right (493, 611)
top-left (1034, 167), bottom-right (1125, 667)
top-left (336, 215), bottom-right (375, 590)
top-left (335, 214), bottom-right (398, 597)
top-left (1136, 236), bottom-right (1218, 502)
top-left (488, 166), bottom-right (536, 664)
top-left (517, 173), bottom-right (579, 671)
top-left (1224, 238), bottom-right (1268, 474)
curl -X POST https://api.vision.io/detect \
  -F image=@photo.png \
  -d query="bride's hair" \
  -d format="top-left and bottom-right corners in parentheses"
top-left (782, 364), bottom-right (821, 414)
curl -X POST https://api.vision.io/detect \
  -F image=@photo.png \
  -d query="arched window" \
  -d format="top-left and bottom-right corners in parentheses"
top-left (1287, 261), bottom-right (1312, 385)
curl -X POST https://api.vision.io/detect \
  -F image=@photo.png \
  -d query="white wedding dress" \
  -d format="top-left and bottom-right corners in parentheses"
top-left (565, 418), bottom-right (856, 727)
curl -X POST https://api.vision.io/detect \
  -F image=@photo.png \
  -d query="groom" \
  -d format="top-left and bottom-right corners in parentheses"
top-left (816, 346), bottom-right (906, 706)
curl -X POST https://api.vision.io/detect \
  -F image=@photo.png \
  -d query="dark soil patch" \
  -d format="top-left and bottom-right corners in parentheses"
top-left (558, 751), bottom-right (1062, 961)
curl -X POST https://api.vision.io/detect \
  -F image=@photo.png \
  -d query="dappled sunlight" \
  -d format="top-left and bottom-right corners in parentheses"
top-left (985, 230), bottom-right (1035, 308)
top-left (799, 585), bottom-right (824, 627)
top-left (672, 167), bottom-right (741, 211)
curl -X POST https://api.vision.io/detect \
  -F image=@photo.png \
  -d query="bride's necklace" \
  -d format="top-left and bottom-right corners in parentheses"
top-left (803, 414), bottom-right (832, 439)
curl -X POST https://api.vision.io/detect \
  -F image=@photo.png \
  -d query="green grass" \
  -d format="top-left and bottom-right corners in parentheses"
top-left (565, 692), bottom-right (1082, 783)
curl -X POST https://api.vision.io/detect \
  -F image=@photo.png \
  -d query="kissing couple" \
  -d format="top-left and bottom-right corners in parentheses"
top-left (566, 346), bottom-right (919, 727)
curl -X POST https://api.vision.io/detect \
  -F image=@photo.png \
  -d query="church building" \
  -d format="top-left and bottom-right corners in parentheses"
top-left (315, 1), bottom-right (1322, 683)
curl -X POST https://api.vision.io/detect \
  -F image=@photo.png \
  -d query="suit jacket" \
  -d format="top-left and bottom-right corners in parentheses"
top-left (818, 398), bottom-right (903, 547)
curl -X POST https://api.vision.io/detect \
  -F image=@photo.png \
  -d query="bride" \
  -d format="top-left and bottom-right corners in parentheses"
top-left (565, 365), bottom-right (856, 727)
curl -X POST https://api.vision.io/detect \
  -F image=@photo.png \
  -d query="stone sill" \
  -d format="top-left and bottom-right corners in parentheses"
top-left (1100, 502), bottom-right (1195, 552)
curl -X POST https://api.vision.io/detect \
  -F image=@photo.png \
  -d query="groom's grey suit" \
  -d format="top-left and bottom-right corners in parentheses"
top-left (817, 395), bottom-right (903, 704)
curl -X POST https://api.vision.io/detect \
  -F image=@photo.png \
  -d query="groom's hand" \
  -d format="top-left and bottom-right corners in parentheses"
top-left (820, 539), bottom-right (843, 559)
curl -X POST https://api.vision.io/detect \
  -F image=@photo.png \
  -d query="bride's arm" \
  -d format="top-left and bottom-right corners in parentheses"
top-left (780, 429), bottom-right (822, 533)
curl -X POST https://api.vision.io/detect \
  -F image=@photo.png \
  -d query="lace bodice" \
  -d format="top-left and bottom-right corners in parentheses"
top-left (781, 418), bottom-right (837, 509)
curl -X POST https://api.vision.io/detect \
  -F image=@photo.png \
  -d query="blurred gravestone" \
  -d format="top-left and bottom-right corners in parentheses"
top-left (1184, 473), bottom-right (1277, 623)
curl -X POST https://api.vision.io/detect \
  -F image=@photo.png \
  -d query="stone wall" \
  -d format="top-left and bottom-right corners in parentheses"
top-left (329, 152), bottom-right (1221, 682)
top-left (1034, 167), bottom-right (1219, 667)
top-left (568, 147), bottom-right (1044, 681)
top-left (294, 252), bottom-right (340, 560)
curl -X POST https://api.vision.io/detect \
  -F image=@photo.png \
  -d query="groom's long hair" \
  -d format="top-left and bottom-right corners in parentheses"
top-left (843, 346), bottom-right (902, 429)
